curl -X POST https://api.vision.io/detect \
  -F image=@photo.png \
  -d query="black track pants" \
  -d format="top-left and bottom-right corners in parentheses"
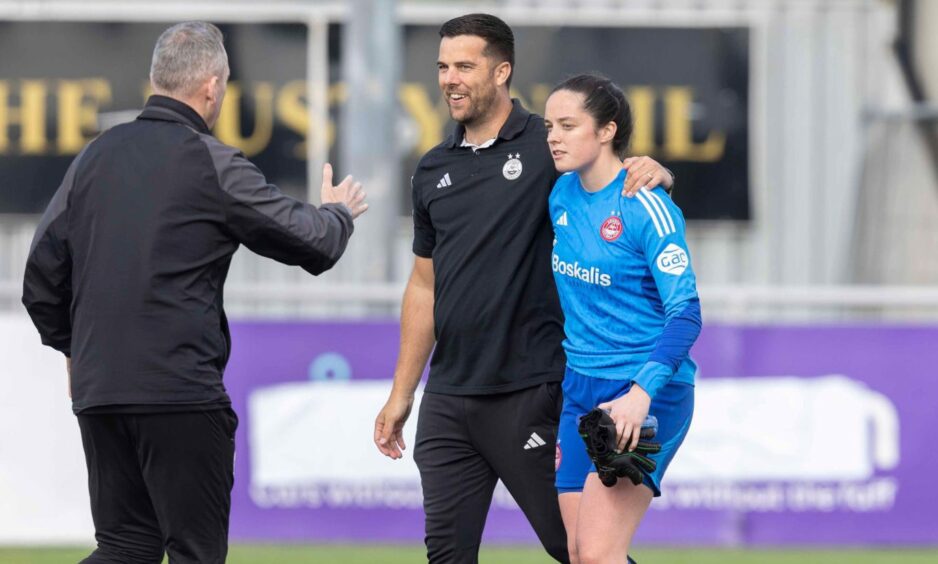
top-left (76, 409), bottom-right (237, 564)
top-left (414, 383), bottom-right (569, 564)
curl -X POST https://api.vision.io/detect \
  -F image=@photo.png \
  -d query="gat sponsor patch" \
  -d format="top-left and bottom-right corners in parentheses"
top-left (656, 243), bottom-right (688, 275)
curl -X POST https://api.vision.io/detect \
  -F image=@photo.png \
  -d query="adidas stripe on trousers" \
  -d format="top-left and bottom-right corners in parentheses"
top-left (414, 382), bottom-right (569, 563)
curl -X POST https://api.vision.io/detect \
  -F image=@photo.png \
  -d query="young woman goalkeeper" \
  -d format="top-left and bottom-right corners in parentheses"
top-left (545, 73), bottom-right (702, 563)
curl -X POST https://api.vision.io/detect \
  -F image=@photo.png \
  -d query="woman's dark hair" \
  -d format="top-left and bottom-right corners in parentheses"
top-left (552, 73), bottom-right (633, 158)
top-left (439, 13), bottom-right (515, 87)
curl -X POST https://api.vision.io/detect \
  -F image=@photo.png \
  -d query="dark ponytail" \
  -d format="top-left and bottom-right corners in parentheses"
top-left (551, 73), bottom-right (632, 158)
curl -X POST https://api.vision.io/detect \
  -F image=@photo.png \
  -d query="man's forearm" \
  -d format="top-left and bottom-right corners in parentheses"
top-left (391, 276), bottom-right (435, 398)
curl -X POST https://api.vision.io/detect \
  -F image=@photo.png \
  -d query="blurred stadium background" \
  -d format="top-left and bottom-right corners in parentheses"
top-left (1, 0), bottom-right (937, 562)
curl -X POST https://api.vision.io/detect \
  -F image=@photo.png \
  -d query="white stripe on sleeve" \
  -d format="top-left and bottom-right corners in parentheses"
top-left (640, 188), bottom-right (673, 235)
top-left (646, 189), bottom-right (676, 233)
top-left (634, 190), bottom-right (665, 238)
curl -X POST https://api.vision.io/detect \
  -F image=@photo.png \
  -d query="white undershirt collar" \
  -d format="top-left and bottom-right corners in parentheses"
top-left (460, 136), bottom-right (497, 151)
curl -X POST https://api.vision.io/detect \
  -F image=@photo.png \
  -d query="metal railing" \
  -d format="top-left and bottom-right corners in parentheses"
top-left (4, 281), bottom-right (938, 321)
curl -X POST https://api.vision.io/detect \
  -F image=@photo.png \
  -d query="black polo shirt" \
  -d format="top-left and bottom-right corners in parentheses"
top-left (412, 99), bottom-right (566, 395)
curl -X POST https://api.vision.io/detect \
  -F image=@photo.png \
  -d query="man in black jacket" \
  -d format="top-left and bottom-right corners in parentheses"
top-left (22, 21), bottom-right (367, 564)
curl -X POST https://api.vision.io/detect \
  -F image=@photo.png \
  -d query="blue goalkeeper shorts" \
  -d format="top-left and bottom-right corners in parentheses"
top-left (555, 366), bottom-right (694, 496)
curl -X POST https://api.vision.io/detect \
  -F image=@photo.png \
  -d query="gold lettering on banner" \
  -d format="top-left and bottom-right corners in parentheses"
top-left (214, 82), bottom-right (275, 157)
top-left (663, 87), bottom-right (725, 162)
top-left (276, 80), bottom-right (308, 159)
top-left (0, 79), bottom-right (731, 163)
top-left (399, 83), bottom-right (446, 156)
top-left (0, 80), bottom-right (49, 154)
top-left (57, 79), bottom-right (112, 154)
top-left (529, 84), bottom-right (551, 118)
top-left (324, 82), bottom-right (349, 148)
top-left (626, 87), bottom-right (655, 157)
top-left (393, 84), bottom-right (730, 162)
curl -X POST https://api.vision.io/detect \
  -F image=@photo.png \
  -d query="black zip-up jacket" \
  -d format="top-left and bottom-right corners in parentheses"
top-left (22, 95), bottom-right (354, 413)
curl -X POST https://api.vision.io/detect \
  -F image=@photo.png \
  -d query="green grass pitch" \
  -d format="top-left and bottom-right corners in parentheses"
top-left (1, 546), bottom-right (937, 563)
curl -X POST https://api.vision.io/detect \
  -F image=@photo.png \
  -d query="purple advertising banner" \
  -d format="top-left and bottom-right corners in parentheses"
top-left (225, 322), bottom-right (938, 546)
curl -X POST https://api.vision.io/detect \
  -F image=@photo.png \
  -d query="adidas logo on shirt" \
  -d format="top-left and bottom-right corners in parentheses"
top-left (436, 173), bottom-right (452, 189)
top-left (523, 432), bottom-right (547, 450)
top-left (555, 211), bottom-right (568, 226)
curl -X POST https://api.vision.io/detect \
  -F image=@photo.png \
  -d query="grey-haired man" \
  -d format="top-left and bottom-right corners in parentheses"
top-left (23, 21), bottom-right (366, 563)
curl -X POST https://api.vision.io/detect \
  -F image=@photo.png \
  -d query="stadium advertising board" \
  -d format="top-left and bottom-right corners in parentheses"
top-left (224, 323), bottom-right (935, 545)
top-left (0, 317), bottom-right (934, 544)
top-left (2, 22), bottom-right (749, 222)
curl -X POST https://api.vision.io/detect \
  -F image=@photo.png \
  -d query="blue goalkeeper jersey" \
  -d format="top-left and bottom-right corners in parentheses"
top-left (549, 169), bottom-right (699, 398)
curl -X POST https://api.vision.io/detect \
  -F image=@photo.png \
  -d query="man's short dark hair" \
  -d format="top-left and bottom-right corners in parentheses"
top-left (439, 13), bottom-right (515, 87)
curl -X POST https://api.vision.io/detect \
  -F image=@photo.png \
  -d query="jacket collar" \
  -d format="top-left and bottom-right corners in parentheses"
top-left (137, 95), bottom-right (211, 135)
top-left (448, 98), bottom-right (531, 149)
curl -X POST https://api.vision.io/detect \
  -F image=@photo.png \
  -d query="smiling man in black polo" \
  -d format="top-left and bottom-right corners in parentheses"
top-left (373, 14), bottom-right (673, 563)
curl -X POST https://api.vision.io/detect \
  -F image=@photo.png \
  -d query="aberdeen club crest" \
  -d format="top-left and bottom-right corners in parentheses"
top-left (601, 212), bottom-right (623, 242)
top-left (503, 153), bottom-right (523, 180)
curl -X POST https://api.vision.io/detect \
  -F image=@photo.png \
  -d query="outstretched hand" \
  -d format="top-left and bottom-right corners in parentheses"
top-left (320, 163), bottom-right (368, 219)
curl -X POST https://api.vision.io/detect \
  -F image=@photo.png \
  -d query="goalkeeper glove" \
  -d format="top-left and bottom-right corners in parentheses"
top-left (577, 408), bottom-right (661, 488)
